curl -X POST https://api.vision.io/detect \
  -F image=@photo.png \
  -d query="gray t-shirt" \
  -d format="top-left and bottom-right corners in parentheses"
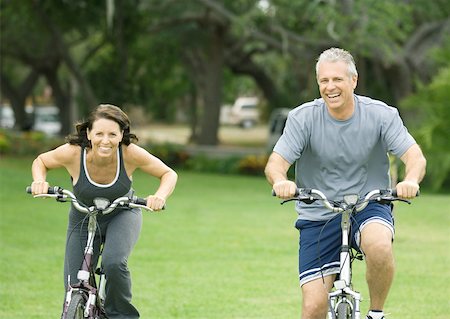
top-left (273, 95), bottom-right (416, 221)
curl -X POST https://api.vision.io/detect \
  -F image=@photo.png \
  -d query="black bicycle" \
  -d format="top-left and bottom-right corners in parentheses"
top-left (276, 188), bottom-right (416, 319)
top-left (26, 186), bottom-right (152, 319)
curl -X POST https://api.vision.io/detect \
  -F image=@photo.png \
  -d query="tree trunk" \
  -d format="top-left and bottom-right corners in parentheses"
top-left (199, 26), bottom-right (224, 145)
top-left (185, 25), bottom-right (225, 146)
top-left (43, 68), bottom-right (72, 136)
top-left (0, 70), bottom-right (39, 130)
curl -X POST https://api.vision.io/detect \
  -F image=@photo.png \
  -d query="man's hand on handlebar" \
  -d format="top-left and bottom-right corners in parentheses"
top-left (272, 180), bottom-right (298, 199)
top-left (395, 180), bottom-right (420, 199)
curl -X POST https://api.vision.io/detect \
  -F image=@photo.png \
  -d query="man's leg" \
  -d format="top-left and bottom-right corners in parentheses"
top-left (301, 276), bottom-right (335, 319)
top-left (360, 222), bottom-right (395, 311)
top-left (296, 217), bottom-right (341, 319)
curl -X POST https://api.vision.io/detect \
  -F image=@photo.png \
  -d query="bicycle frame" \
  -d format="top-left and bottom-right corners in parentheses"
top-left (275, 188), bottom-right (414, 319)
top-left (27, 186), bottom-right (150, 319)
top-left (62, 212), bottom-right (104, 318)
top-left (327, 206), bottom-right (361, 319)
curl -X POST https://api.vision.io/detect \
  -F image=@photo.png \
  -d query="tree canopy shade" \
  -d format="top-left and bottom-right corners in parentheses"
top-left (401, 46), bottom-right (450, 191)
top-left (1, 0), bottom-right (449, 146)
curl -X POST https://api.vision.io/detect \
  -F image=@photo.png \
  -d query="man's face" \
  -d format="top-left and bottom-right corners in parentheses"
top-left (317, 60), bottom-right (357, 116)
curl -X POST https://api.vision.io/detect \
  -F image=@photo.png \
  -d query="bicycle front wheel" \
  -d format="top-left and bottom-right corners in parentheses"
top-left (336, 301), bottom-right (352, 319)
top-left (65, 292), bottom-right (87, 319)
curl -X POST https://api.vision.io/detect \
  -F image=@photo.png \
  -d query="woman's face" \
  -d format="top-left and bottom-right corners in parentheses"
top-left (87, 118), bottom-right (123, 157)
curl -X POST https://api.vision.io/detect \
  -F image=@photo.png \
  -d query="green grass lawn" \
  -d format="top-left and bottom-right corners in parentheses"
top-left (1, 157), bottom-right (449, 318)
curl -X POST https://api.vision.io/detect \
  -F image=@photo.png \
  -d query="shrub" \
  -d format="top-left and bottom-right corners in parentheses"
top-left (1, 132), bottom-right (270, 178)
top-left (237, 155), bottom-right (268, 176)
top-left (0, 129), bottom-right (63, 156)
top-left (145, 143), bottom-right (190, 167)
top-left (144, 142), bottom-right (269, 176)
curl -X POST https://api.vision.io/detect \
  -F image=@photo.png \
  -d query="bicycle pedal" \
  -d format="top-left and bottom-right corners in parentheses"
top-left (95, 267), bottom-right (104, 275)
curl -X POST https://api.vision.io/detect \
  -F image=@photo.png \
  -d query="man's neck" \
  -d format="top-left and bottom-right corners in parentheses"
top-left (327, 100), bottom-right (355, 121)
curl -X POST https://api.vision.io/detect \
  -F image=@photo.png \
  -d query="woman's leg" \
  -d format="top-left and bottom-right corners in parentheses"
top-left (102, 209), bottom-right (142, 319)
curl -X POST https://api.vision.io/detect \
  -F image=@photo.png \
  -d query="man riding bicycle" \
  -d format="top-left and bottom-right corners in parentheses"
top-left (265, 48), bottom-right (426, 319)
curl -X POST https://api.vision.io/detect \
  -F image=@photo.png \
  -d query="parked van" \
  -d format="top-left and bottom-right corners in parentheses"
top-left (267, 108), bottom-right (291, 151)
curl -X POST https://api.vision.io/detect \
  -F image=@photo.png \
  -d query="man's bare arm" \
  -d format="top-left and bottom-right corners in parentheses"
top-left (396, 144), bottom-right (427, 198)
top-left (264, 152), bottom-right (297, 199)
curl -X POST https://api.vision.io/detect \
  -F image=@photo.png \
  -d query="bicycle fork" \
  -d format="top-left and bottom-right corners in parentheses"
top-left (327, 210), bottom-right (361, 319)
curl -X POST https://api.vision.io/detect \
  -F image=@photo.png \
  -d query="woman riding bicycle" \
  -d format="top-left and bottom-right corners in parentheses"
top-left (30, 104), bottom-right (178, 318)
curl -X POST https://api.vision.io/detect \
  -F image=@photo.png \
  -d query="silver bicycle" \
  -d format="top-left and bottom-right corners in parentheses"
top-left (26, 186), bottom-right (152, 319)
top-left (276, 188), bottom-right (416, 319)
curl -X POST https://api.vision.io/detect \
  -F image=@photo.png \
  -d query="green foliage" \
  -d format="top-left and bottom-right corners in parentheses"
top-left (0, 131), bottom-right (11, 153)
top-left (401, 66), bottom-right (450, 191)
top-left (0, 133), bottom-right (267, 177)
top-left (186, 154), bottom-right (241, 174)
top-left (237, 154), bottom-right (268, 175)
top-left (147, 143), bottom-right (191, 168)
top-left (0, 129), bottom-right (63, 156)
top-left (146, 143), bottom-right (268, 176)
top-left (2, 0), bottom-right (449, 145)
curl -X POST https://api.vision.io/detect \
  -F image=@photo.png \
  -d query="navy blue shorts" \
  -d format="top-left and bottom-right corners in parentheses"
top-left (295, 202), bottom-right (394, 286)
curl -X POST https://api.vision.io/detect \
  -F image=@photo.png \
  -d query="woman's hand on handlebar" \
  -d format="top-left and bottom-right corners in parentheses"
top-left (146, 195), bottom-right (166, 211)
top-left (272, 180), bottom-right (298, 199)
top-left (30, 181), bottom-right (50, 195)
top-left (395, 180), bottom-right (420, 199)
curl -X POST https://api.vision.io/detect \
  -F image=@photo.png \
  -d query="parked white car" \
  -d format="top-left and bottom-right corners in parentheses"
top-left (0, 105), bottom-right (15, 129)
top-left (33, 106), bottom-right (61, 136)
top-left (220, 96), bottom-right (260, 128)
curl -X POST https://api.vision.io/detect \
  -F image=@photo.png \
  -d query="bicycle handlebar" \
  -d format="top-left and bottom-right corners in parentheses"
top-left (272, 188), bottom-right (419, 213)
top-left (26, 186), bottom-right (153, 213)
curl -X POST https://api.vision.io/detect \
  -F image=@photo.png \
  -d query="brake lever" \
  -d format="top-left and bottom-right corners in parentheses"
top-left (280, 196), bottom-right (317, 205)
top-left (394, 197), bottom-right (411, 204)
top-left (376, 196), bottom-right (411, 205)
top-left (56, 195), bottom-right (69, 202)
top-left (280, 198), bottom-right (297, 205)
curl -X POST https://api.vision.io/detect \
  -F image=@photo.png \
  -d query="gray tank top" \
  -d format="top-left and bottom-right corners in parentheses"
top-left (72, 146), bottom-right (132, 207)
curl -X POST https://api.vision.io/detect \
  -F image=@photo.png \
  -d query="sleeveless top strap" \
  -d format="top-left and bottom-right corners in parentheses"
top-left (72, 145), bottom-right (132, 206)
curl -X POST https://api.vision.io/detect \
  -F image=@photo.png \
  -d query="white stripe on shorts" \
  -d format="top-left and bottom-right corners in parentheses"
top-left (354, 217), bottom-right (395, 250)
top-left (299, 261), bottom-right (340, 286)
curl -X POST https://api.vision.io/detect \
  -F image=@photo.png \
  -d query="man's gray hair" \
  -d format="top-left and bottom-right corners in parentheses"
top-left (316, 48), bottom-right (358, 78)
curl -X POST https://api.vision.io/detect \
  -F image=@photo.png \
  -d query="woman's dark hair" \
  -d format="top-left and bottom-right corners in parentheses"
top-left (66, 104), bottom-right (138, 148)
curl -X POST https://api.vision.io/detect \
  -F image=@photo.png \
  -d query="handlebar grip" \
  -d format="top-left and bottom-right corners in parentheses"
top-left (134, 197), bottom-right (147, 206)
top-left (271, 189), bottom-right (300, 197)
top-left (26, 185), bottom-right (59, 194)
top-left (131, 196), bottom-right (166, 210)
top-left (391, 189), bottom-right (420, 197)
